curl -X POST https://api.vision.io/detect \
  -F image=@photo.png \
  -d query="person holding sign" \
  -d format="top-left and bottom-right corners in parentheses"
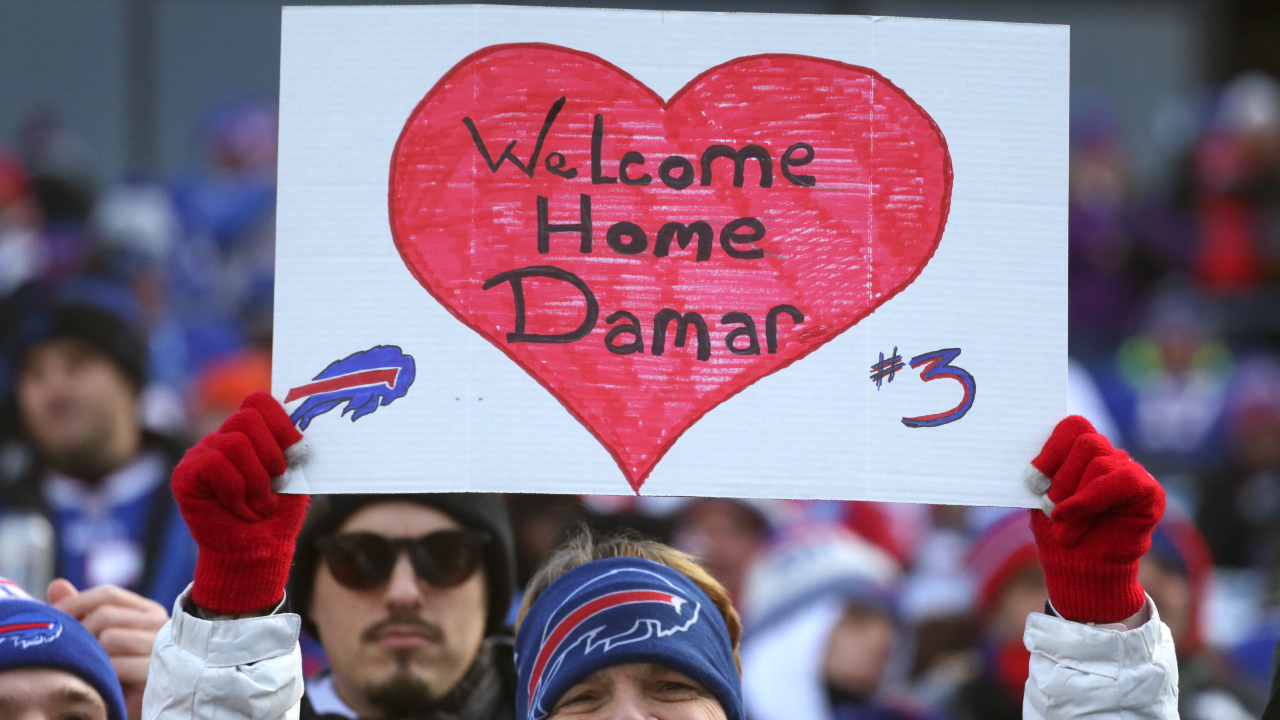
top-left (508, 445), bottom-right (1173, 720)
top-left (142, 394), bottom-right (1175, 719)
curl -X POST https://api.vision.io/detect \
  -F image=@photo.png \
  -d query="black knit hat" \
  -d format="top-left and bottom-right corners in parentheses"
top-left (12, 303), bottom-right (148, 392)
top-left (290, 493), bottom-right (515, 639)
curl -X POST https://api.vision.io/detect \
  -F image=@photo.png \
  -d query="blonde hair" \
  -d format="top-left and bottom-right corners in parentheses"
top-left (516, 529), bottom-right (743, 673)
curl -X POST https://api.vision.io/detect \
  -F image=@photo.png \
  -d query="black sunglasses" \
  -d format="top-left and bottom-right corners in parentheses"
top-left (316, 529), bottom-right (491, 590)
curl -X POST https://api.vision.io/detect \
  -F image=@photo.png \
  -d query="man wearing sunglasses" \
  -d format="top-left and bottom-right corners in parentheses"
top-left (143, 393), bottom-right (517, 720)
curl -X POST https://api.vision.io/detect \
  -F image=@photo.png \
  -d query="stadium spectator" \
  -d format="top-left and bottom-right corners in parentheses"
top-left (169, 98), bottom-right (278, 339)
top-left (1185, 72), bottom-right (1280, 291)
top-left (669, 498), bottom-right (780, 605)
top-left (738, 524), bottom-right (936, 720)
top-left (0, 282), bottom-right (196, 609)
top-left (1104, 289), bottom-right (1231, 473)
top-left (289, 493), bottom-right (516, 720)
top-left (0, 579), bottom-right (126, 720)
top-left (1139, 513), bottom-right (1266, 718)
top-left (896, 505), bottom-right (981, 710)
top-left (1197, 356), bottom-right (1280, 567)
top-left (945, 512), bottom-right (1045, 720)
top-left (514, 532), bottom-right (742, 720)
top-left (1067, 98), bottom-right (1147, 349)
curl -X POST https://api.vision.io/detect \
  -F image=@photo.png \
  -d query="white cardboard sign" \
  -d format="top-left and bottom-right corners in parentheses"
top-left (273, 5), bottom-right (1068, 506)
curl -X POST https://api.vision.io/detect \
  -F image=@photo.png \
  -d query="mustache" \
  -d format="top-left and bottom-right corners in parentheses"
top-left (361, 611), bottom-right (446, 644)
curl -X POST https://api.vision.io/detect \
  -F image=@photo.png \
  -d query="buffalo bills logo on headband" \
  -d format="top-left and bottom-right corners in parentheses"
top-left (0, 612), bottom-right (63, 649)
top-left (286, 345), bottom-right (416, 430)
top-left (527, 571), bottom-right (701, 720)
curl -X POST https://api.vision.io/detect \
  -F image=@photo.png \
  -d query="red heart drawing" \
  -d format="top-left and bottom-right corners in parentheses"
top-left (390, 44), bottom-right (951, 492)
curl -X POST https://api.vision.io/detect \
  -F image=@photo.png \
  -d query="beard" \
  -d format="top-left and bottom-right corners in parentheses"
top-left (825, 681), bottom-right (873, 707)
top-left (35, 417), bottom-right (121, 480)
top-left (364, 651), bottom-right (438, 720)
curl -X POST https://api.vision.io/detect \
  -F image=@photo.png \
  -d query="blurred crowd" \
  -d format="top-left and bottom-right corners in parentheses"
top-left (4, 69), bottom-right (1280, 720)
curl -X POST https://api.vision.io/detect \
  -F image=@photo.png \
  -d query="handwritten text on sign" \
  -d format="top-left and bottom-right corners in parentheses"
top-left (389, 44), bottom-right (952, 492)
top-left (870, 347), bottom-right (976, 427)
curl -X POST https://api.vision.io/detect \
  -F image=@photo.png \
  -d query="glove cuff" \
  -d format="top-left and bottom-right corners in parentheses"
top-left (191, 540), bottom-right (295, 615)
top-left (1038, 550), bottom-right (1145, 624)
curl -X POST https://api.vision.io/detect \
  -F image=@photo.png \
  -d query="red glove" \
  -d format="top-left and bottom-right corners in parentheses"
top-left (173, 392), bottom-right (310, 614)
top-left (1026, 416), bottom-right (1165, 623)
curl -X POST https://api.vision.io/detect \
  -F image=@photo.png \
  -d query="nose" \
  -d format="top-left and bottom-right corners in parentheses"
top-left (382, 551), bottom-right (423, 608)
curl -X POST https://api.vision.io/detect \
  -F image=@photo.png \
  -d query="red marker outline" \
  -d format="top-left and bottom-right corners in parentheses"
top-left (389, 44), bottom-right (953, 492)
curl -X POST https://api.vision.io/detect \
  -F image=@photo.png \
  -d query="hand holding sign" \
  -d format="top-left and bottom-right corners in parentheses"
top-left (172, 392), bottom-right (310, 614)
top-left (390, 45), bottom-right (952, 491)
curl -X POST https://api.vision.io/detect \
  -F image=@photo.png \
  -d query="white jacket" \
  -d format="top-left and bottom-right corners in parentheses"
top-left (141, 586), bottom-right (1177, 720)
top-left (1024, 598), bottom-right (1179, 719)
top-left (142, 586), bottom-right (304, 720)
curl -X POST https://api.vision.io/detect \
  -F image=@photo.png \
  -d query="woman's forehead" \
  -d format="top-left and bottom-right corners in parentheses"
top-left (577, 662), bottom-right (695, 684)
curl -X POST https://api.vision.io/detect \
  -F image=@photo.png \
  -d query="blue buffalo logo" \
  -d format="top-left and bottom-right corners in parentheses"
top-left (527, 578), bottom-right (700, 720)
top-left (0, 612), bottom-right (63, 649)
top-left (286, 345), bottom-right (416, 430)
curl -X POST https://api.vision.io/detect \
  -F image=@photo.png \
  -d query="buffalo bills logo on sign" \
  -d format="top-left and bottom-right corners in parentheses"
top-left (286, 345), bottom-right (416, 430)
top-left (528, 572), bottom-right (701, 720)
top-left (0, 612), bottom-right (62, 649)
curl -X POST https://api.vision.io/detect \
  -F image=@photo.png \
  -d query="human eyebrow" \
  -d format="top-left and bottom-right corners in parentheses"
top-left (553, 671), bottom-right (607, 704)
top-left (570, 668), bottom-right (608, 684)
top-left (51, 686), bottom-right (105, 711)
top-left (644, 666), bottom-right (706, 689)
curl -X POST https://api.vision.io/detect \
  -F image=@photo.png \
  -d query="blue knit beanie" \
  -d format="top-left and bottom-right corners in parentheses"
top-left (0, 581), bottom-right (126, 720)
top-left (515, 557), bottom-right (742, 720)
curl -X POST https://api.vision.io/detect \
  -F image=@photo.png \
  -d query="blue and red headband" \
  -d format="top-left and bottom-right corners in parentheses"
top-left (515, 556), bottom-right (742, 720)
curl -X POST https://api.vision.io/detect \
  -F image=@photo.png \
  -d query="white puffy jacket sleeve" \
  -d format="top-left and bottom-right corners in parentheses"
top-left (1023, 596), bottom-right (1179, 719)
top-left (142, 585), bottom-right (305, 720)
